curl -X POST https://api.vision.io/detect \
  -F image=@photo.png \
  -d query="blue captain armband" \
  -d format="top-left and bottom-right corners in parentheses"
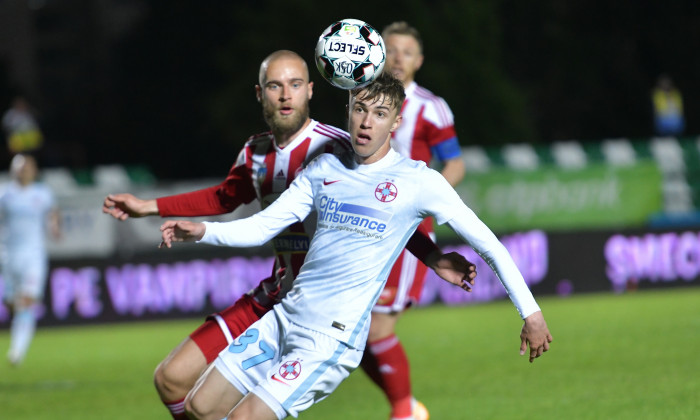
top-left (430, 137), bottom-right (462, 162)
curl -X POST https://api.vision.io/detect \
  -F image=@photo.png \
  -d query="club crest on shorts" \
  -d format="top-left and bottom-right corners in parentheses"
top-left (375, 182), bottom-right (397, 202)
top-left (279, 360), bottom-right (302, 380)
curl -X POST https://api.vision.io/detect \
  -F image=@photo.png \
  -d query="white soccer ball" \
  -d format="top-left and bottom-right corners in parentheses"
top-left (315, 19), bottom-right (386, 90)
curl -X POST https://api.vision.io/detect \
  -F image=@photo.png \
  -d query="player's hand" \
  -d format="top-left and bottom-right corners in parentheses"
top-left (429, 251), bottom-right (476, 292)
top-left (520, 311), bottom-right (553, 363)
top-left (102, 193), bottom-right (158, 220)
top-left (159, 220), bottom-right (206, 248)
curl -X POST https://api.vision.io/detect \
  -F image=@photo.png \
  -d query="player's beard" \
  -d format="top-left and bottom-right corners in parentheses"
top-left (263, 100), bottom-right (310, 135)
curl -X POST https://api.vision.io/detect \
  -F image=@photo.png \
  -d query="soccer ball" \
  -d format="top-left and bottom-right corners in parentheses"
top-left (315, 19), bottom-right (386, 90)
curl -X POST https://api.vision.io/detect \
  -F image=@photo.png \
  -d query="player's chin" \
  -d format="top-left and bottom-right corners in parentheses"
top-left (390, 69), bottom-right (405, 81)
top-left (351, 142), bottom-right (367, 153)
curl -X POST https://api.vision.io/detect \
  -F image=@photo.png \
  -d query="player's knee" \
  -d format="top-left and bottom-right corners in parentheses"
top-left (184, 391), bottom-right (219, 420)
top-left (16, 295), bottom-right (36, 310)
top-left (183, 393), bottom-right (202, 419)
top-left (153, 360), bottom-right (169, 392)
top-left (154, 358), bottom-right (187, 395)
top-left (367, 316), bottom-right (398, 342)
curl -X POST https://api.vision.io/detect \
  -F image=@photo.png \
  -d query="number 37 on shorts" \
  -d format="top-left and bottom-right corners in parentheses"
top-left (227, 328), bottom-right (275, 370)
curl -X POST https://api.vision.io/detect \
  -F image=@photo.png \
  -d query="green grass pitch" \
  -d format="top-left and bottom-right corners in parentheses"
top-left (1, 287), bottom-right (698, 419)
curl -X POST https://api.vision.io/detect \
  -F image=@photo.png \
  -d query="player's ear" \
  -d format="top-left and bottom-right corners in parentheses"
top-left (415, 54), bottom-right (424, 72)
top-left (390, 113), bottom-right (402, 133)
top-left (255, 85), bottom-right (262, 102)
top-left (308, 81), bottom-right (314, 100)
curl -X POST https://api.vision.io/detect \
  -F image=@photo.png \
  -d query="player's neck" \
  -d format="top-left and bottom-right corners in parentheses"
top-left (355, 140), bottom-right (391, 165)
top-left (273, 118), bottom-right (311, 149)
top-left (16, 177), bottom-right (34, 187)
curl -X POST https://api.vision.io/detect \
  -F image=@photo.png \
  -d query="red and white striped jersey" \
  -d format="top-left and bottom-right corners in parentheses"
top-left (237, 121), bottom-right (351, 209)
top-left (390, 81), bottom-right (460, 165)
top-left (157, 119), bottom-right (351, 305)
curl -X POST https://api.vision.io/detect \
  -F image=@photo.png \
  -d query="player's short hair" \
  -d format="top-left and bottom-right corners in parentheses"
top-left (259, 50), bottom-right (309, 86)
top-left (9, 153), bottom-right (36, 179)
top-left (382, 21), bottom-right (423, 54)
top-left (350, 72), bottom-right (405, 113)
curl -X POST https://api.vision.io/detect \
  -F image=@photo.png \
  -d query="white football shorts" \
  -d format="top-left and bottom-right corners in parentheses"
top-left (213, 307), bottom-right (364, 419)
top-left (2, 252), bottom-right (49, 302)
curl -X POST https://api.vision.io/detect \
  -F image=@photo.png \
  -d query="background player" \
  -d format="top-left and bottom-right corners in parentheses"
top-left (361, 21), bottom-right (467, 420)
top-left (1, 154), bottom-right (60, 366)
top-left (159, 72), bottom-right (552, 420)
top-left (102, 50), bottom-right (475, 419)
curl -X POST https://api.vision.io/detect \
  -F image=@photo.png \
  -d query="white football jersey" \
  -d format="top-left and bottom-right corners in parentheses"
top-left (0, 180), bottom-right (55, 259)
top-left (201, 148), bottom-right (539, 349)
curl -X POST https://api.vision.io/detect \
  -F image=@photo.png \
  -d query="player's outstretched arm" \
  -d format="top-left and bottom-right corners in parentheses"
top-left (519, 311), bottom-right (553, 363)
top-left (424, 251), bottom-right (476, 292)
top-left (102, 193), bottom-right (159, 220)
top-left (159, 220), bottom-right (205, 248)
top-left (441, 156), bottom-right (466, 187)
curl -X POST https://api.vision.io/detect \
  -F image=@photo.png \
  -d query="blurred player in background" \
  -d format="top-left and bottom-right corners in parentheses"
top-left (0, 154), bottom-right (60, 366)
top-left (358, 21), bottom-right (467, 420)
top-left (2, 96), bottom-right (44, 157)
top-left (158, 72), bottom-right (551, 420)
top-left (651, 74), bottom-right (684, 136)
top-left (102, 50), bottom-right (474, 419)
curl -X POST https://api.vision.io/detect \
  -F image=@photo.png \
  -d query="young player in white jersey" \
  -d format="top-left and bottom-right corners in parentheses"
top-left (358, 21), bottom-right (468, 420)
top-left (0, 154), bottom-right (60, 365)
top-left (102, 50), bottom-right (474, 420)
top-left (159, 72), bottom-right (552, 420)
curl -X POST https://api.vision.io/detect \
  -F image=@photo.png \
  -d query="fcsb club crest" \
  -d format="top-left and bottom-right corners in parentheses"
top-left (375, 182), bottom-right (397, 202)
top-left (279, 360), bottom-right (302, 380)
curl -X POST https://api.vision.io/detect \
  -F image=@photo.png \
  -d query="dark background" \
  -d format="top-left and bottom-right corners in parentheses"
top-left (1, 0), bottom-right (698, 180)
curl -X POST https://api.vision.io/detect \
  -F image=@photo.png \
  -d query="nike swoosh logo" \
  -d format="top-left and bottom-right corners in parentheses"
top-left (271, 374), bottom-right (289, 385)
top-left (323, 179), bottom-right (341, 185)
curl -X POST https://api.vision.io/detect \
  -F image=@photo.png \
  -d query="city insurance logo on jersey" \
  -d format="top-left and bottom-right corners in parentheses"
top-left (318, 184), bottom-right (394, 236)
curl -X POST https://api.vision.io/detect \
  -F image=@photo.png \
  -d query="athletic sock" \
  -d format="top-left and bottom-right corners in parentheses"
top-left (162, 398), bottom-right (188, 420)
top-left (9, 307), bottom-right (36, 364)
top-left (360, 344), bottom-right (385, 388)
top-left (365, 334), bottom-right (413, 419)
